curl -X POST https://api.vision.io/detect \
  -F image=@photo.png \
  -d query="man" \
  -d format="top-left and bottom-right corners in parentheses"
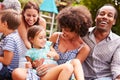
top-left (82, 4), bottom-right (120, 80)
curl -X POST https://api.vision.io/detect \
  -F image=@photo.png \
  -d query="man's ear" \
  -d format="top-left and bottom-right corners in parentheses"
top-left (113, 19), bottom-right (116, 25)
top-left (95, 18), bottom-right (96, 23)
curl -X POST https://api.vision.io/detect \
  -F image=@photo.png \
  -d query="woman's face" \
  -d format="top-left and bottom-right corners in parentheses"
top-left (61, 28), bottom-right (77, 40)
top-left (24, 8), bottom-right (39, 26)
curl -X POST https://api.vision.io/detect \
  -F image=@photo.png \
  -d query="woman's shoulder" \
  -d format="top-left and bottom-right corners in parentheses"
top-left (49, 32), bottom-right (62, 43)
top-left (38, 16), bottom-right (46, 29)
top-left (40, 16), bottom-right (46, 22)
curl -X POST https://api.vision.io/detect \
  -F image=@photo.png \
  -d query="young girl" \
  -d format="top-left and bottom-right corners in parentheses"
top-left (12, 25), bottom-right (85, 80)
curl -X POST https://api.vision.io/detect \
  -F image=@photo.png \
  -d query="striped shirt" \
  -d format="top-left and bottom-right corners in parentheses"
top-left (0, 30), bottom-right (26, 70)
top-left (82, 27), bottom-right (120, 80)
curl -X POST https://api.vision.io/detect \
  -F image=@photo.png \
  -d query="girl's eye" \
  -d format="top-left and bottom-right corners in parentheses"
top-left (39, 36), bottom-right (46, 39)
top-left (39, 37), bottom-right (43, 39)
top-left (33, 15), bottom-right (37, 17)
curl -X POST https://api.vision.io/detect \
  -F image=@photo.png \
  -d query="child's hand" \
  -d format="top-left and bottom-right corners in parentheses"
top-left (47, 51), bottom-right (55, 59)
top-left (25, 61), bottom-right (32, 68)
top-left (47, 51), bottom-right (59, 60)
top-left (32, 58), bottom-right (45, 68)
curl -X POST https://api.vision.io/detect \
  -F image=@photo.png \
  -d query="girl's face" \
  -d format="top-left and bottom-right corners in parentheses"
top-left (61, 28), bottom-right (77, 40)
top-left (24, 8), bottom-right (39, 26)
top-left (31, 30), bottom-right (47, 49)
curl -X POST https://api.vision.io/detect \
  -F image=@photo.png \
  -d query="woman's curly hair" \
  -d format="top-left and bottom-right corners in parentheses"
top-left (56, 5), bottom-right (93, 37)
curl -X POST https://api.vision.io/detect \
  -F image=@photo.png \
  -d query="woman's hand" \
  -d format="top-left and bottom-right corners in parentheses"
top-left (36, 58), bottom-right (57, 76)
top-left (36, 64), bottom-right (50, 76)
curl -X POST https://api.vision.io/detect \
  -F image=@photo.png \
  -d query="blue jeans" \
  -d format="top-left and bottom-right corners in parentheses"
top-left (0, 64), bottom-right (12, 80)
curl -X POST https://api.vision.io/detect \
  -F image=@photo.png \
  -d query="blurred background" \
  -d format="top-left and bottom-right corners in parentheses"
top-left (0, 0), bottom-right (120, 36)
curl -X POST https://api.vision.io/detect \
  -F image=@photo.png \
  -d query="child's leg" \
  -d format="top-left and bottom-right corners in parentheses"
top-left (70, 59), bottom-right (85, 80)
top-left (12, 68), bottom-right (27, 80)
top-left (41, 63), bottom-right (74, 80)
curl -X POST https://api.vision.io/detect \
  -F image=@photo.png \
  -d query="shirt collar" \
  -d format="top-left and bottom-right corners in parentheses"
top-left (88, 27), bottom-right (113, 42)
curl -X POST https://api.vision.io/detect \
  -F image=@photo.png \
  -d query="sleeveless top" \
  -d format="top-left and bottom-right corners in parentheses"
top-left (54, 34), bottom-right (84, 65)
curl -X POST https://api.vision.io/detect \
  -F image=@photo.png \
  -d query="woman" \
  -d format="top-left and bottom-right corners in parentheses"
top-left (18, 1), bottom-right (46, 49)
top-left (18, 1), bottom-right (46, 68)
top-left (49, 5), bottom-right (93, 64)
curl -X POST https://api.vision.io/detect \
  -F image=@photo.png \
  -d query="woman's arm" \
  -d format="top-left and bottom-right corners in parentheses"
top-left (76, 42), bottom-right (90, 63)
top-left (18, 16), bottom-right (31, 49)
top-left (39, 16), bottom-right (46, 29)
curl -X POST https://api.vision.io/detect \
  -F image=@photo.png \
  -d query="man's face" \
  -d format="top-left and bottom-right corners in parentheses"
top-left (95, 6), bottom-right (116, 32)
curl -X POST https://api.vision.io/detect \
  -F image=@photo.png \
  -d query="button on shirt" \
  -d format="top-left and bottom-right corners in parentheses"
top-left (82, 27), bottom-right (120, 80)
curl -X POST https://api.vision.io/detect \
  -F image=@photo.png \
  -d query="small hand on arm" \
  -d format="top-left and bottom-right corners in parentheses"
top-left (47, 46), bottom-right (59, 60)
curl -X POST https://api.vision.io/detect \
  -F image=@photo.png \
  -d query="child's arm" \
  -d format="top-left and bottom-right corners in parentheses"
top-left (47, 46), bottom-right (59, 61)
top-left (0, 50), bottom-right (13, 65)
top-left (25, 56), bottom-right (33, 68)
top-left (26, 56), bottom-right (40, 68)
top-left (25, 56), bottom-right (44, 69)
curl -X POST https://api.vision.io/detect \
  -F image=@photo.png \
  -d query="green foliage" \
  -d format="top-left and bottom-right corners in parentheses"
top-left (19, 0), bottom-right (41, 9)
top-left (80, 0), bottom-right (120, 35)
top-left (0, 0), bottom-right (3, 2)
top-left (19, 0), bottom-right (29, 8)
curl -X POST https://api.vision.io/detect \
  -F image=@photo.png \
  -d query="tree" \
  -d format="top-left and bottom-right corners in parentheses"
top-left (0, 0), bottom-right (3, 2)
